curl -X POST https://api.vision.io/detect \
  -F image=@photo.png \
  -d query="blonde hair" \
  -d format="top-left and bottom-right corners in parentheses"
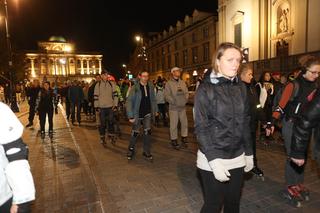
top-left (212, 42), bottom-right (243, 73)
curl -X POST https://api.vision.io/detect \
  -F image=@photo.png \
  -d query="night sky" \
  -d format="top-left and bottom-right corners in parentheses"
top-left (4, 0), bottom-right (217, 77)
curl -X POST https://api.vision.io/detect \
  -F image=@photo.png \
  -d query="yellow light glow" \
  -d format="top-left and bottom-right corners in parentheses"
top-left (135, 35), bottom-right (141, 42)
top-left (64, 45), bottom-right (72, 52)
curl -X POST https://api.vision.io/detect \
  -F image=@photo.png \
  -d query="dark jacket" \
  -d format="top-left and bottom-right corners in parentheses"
top-left (26, 86), bottom-right (41, 105)
top-left (88, 82), bottom-right (97, 103)
top-left (244, 82), bottom-right (261, 131)
top-left (126, 81), bottom-right (158, 120)
top-left (68, 85), bottom-right (84, 104)
top-left (291, 90), bottom-right (320, 164)
top-left (36, 88), bottom-right (55, 111)
top-left (194, 71), bottom-right (252, 161)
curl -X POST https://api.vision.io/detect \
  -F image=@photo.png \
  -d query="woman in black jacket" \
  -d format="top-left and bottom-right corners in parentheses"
top-left (36, 81), bottom-right (55, 139)
top-left (194, 42), bottom-right (253, 213)
top-left (291, 89), bottom-right (320, 166)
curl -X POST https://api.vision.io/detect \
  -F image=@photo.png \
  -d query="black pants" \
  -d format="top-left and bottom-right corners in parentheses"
top-left (0, 197), bottom-right (31, 213)
top-left (0, 197), bottom-right (12, 213)
top-left (157, 103), bottom-right (167, 124)
top-left (39, 109), bottom-right (53, 132)
top-left (65, 100), bottom-right (71, 118)
top-left (71, 102), bottom-right (81, 123)
top-left (82, 100), bottom-right (89, 115)
top-left (251, 131), bottom-right (258, 166)
top-left (28, 102), bottom-right (36, 124)
top-left (99, 107), bottom-right (114, 136)
top-left (199, 167), bottom-right (244, 213)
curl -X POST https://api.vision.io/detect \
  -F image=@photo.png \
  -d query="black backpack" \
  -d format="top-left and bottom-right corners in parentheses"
top-left (272, 80), bottom-right (300, 115)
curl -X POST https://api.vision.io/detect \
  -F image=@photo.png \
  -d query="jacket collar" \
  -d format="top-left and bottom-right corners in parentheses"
top-left (204, 69), bottom-right (239, 85)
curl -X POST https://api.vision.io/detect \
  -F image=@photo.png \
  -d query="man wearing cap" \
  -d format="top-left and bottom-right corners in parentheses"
top-left (94, 70), bottom-right (118, 144)
top-left (164, 67), bottom-right (189, 149)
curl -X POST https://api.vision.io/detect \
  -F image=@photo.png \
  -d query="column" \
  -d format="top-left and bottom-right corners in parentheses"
top-left (55, 59), bottom-right (58, 75)
top-left (30, 58), bottom-right (36, 78)
top-left (98, 59), bottom-right (102, 74)
top-left (62, 63), bottom-right (66, 76)
top-left (93, 61), bottom-right (96, 74)
top-left (87, 59), bottom-right (90, 75)
top-left (80, 59), bottom-right (84, 75)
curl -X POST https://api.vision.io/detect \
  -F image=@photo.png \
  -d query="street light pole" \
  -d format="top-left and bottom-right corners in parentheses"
top-left (3, 0), bottom-right (19, 112)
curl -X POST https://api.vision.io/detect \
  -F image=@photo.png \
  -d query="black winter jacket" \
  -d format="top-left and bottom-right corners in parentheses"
top-left (291, 90), bottom-right (320, 165)
top-left (194, 71), bottom-right (253, 161)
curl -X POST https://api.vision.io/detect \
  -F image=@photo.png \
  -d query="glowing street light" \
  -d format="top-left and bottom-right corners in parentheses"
top-left (135, 35), bottom-right (142, 42)
top-left (193, 70), bottom-right (198, 76)
top-left (122, 64), bottom-right (127, 68)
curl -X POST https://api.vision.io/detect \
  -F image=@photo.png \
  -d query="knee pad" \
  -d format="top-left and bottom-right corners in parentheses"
top-left (2, 138), bottom-right (29, 162)
top-left (131, 131), bottom-right (139, 137)
top-left (144, 128), bottom-right (151, 135)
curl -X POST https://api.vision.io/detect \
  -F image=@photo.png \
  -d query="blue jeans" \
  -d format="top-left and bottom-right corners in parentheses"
top-left (99, 107), bottom-right (114, 136)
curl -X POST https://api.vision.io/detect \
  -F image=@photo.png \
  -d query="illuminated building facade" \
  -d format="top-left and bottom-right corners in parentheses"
top-left (25, 36), bottom-right (103, 83)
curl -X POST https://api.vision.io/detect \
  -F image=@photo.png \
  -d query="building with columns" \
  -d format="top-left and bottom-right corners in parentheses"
top-left (218, 0), bottom-right (320, 75)
top-left (143, 9), bottom-right (217, 84)
top-left (25, 36), bottom-right (103, 83)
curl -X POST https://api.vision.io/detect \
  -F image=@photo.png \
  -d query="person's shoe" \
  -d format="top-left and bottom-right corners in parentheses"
top-left (49, 130), bottom-right (53, 139)
top-left (143, 152), bottom-right (153, 161)
top-left (100, 136), bottom-right (106, 144)
top-left (281, 185), bottom-right (303, 207)
top-left (297, 184), bottom-right (310, 201)
top-left (127, 147), bottom-right (135, 160)
top-left (170, 140), bottom-right (180, 150)
top-left (26, 123), bottom-right (33, 128)
top-left (181, 137), bottom-right (188, 148)
top-left (40, 131), bottom-right (45, 140)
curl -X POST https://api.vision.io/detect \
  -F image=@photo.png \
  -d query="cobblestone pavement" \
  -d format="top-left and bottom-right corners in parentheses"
top-left (18, 104), bottom-right (320, 213)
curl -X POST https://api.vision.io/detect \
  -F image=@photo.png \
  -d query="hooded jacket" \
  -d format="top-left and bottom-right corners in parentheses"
top-left (194, 71), bottom-right (253, 163)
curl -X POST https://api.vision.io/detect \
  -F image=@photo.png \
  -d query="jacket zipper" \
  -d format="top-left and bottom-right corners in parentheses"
top-left (228, 85), bottom-right (235, 140)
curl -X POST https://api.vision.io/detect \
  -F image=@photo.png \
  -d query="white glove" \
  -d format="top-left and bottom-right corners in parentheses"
top-left (209, 159), bottom-right (231, 182)
top-left (244, 155), bottom-right (254, 172)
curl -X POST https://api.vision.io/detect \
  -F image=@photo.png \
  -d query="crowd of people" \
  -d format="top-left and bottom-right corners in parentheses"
top-left (1, 41), bottom-right (320, 212)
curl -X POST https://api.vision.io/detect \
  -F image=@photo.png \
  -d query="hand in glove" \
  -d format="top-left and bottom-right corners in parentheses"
top-left (244, 155), bottom-right (254, 172)
top-left (209, 159), bottom-right (231, 182)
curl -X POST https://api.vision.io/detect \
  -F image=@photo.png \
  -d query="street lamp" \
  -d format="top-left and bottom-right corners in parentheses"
top-left (2, 0), bottom-right (19, 112)
top-left (134, 34), bottom-right (147, 72)
top-left (135, 35), bottom-right (142, 43)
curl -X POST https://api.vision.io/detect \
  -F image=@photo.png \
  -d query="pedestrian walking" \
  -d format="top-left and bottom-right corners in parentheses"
top-left (68, 80), bottom-right (84, 125)
top-left (126, 71), bottom-right (158, 161)
top-left (36, 81), bottom-right (55, 139)
top-left (94, 70), bottom-right (118, 144)
top-left (164, 67), bottom-right (189, 149)
top-left (25, 79), bottom-right (41, 128)
top-left (271, 55), bottom-right (320, 207)
top-left (194, 42), bottom-right (253, 213)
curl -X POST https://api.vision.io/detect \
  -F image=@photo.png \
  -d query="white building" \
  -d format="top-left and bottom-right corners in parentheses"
top-left (25, 36), bottom-right (103, 83)
top-left (218, 0), bottom-right (320, 61)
